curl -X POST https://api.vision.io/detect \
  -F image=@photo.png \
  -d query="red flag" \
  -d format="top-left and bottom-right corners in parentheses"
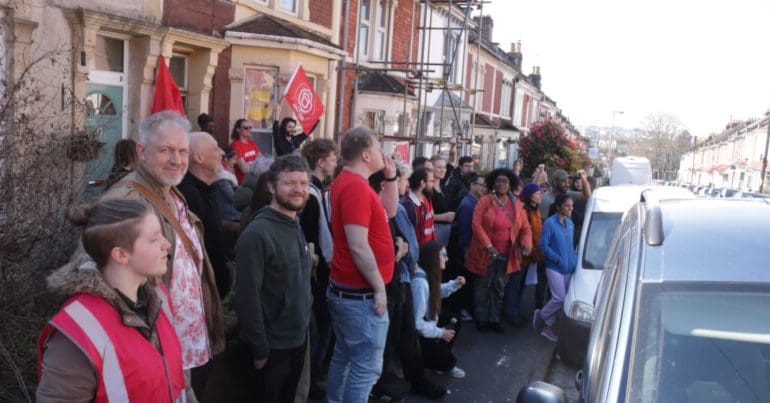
top-left (151, 55), bottom-right (185, 115)
top-left (284, 65), bottom-right (324, 135)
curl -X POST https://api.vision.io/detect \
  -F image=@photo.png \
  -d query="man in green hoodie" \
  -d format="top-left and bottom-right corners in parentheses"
top-left (235, 155), bottom-right (313, 403)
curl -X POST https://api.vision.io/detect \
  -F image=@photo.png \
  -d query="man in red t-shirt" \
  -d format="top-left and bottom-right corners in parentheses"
top-left (326, 126), bottom-right (398, 403)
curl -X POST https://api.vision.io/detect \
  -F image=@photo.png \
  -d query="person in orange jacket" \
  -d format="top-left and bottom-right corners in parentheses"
top-left (465, 169), bottom-right (532, 333)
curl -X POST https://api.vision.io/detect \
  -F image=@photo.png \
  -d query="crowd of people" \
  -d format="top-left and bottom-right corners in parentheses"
top-left (36, 110), bottom-right (591, 403)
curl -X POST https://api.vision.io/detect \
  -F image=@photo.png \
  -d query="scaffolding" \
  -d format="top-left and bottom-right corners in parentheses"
top-left (343, 0), bottom-right (489, 158)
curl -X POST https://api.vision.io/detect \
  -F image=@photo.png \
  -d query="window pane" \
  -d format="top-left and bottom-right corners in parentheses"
top-left (360, 0), bottom-right (371, 21)
top-left (94, 36), bottom-right (124, 73)
top-left (374, 31), bottom-right (385, 60)
top-left (280, 0), bottom-right (297, 12)
top-left (243, 68), bottom-right (277, 130)
top-left (169, 56), bottom-right (187, 90)
top-left (377, 1), bottom-right (387, 27)
top-left (358, 26), bottom-right (369, 57)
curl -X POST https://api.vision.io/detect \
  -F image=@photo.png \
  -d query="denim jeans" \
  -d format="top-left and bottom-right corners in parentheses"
top-left (326, 288), bottom-right (389, 403)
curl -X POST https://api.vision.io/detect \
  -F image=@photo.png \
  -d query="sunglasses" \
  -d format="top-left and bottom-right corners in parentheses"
top-left (440, 252), bottom-right (448, 258)
top-left (240, 126), bottom-right (252, 130)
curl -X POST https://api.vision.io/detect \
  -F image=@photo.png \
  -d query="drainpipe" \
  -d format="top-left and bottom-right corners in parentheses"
top-left (335, 0), bottom-right (352, 143)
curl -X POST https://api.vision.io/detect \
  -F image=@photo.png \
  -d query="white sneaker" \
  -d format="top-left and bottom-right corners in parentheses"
top-left (435, 366), bottom-right (466, 378)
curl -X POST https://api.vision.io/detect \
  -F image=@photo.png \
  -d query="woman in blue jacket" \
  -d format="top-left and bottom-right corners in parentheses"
top-left (533, 194), bottom-right (577, 342)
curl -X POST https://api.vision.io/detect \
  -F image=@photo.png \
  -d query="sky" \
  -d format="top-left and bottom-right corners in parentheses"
top-left (484, 0), bottom-right (770, 138)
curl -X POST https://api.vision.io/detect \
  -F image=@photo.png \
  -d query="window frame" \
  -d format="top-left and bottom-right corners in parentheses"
top-left (357, 0), bottom-right (392, 62)
top-left (365, 110), bottom-right (386, 136)
top-left (279, 0), bottom-right (298, 15)
top-left (169, 53), bottom-right (189, 112)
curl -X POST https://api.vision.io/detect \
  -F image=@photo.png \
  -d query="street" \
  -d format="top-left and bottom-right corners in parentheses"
top-left (381, 286), bottom-right (581, 403)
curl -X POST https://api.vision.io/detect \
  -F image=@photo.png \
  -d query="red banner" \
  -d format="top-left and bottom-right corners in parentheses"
top-left (393, 142), bottom-right (410, 162)
top-left (284, 65), bottom-right (324, 135)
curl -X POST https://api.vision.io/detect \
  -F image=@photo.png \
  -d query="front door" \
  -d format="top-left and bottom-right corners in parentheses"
top-left (84, 83), bottom-right (124, 194)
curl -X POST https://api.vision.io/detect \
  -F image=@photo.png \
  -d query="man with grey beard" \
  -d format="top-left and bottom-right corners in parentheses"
top-left (102, 111), bottom-right (224, 402)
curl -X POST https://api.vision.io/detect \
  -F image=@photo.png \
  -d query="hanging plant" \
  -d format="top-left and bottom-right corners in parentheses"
top-left (67, 129), bottom-right (104, 162)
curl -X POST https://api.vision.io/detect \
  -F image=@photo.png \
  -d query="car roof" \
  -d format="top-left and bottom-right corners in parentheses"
top-left (641, 199), bottom-right (770, 283)
top-left (592, 185), bottom-right (694, 212)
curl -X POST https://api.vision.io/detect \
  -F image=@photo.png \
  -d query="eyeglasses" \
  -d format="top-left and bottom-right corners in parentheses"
top-left (240, 126), bottom-right (252, 130)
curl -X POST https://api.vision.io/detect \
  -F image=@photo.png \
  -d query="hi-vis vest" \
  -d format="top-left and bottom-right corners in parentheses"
top-left (37, 286), bottom-right (185, 403)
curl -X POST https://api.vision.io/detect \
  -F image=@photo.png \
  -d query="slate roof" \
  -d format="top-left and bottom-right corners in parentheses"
top-left (433, 90), bottom-right (472, 109)
top-left (227, 14), bottom-right (340, 49)
top-left (357, 71), bottom-right (415, 96)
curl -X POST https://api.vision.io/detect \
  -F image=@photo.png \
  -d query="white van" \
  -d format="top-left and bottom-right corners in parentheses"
top-left (609, 156), bottom-right (652, 186)
top-left (556, 185), bottom-right (693, 366)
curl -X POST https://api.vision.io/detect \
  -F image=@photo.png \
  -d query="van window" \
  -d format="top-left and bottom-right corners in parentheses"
top-left (582, 212), bottom-right (623, 269)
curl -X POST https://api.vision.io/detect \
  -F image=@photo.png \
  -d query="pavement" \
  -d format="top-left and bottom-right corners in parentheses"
top-left (203, 286), bottom-right (581, 403)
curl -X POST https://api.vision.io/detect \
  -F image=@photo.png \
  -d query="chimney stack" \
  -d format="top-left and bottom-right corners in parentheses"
top-left (472, 15), bottom-right (494, 43)
top-left (529, 66), bottom-right (541, 88)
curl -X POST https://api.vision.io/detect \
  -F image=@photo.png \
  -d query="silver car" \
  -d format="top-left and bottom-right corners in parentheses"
top-left (518, 195), bottom-right (770, 403)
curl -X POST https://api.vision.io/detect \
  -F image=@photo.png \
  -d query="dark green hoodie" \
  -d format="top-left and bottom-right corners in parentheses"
top-left (235, 206), bottom-right (312, 359)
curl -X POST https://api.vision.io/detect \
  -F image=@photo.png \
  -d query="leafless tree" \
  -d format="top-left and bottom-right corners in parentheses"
top-left (628, 113), bottom-right (691, 180)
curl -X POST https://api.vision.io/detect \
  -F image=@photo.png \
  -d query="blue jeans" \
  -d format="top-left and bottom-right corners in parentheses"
top-left (326, 288), bottom-right (389, 403)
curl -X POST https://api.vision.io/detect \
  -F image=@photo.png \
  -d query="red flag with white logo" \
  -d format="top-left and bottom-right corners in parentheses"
top-left (284, 65), bottom-right (324, 135)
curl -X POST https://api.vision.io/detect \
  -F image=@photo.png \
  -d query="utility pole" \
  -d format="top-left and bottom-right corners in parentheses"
top-left (609, 110), bottom-right (623, 158)
top-left (760, 116), bottom-right (770, 193)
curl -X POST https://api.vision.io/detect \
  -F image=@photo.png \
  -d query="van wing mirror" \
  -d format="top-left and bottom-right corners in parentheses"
top-left (516, 381), bottom-right (568, 403)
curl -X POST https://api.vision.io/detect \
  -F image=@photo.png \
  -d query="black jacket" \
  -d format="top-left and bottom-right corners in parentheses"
top-left (235, 207), bottom-right (312, 359)
top-left (177, 172), bottom-right (230, 297)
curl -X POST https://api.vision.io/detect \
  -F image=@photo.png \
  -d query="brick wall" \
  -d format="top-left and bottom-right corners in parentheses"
top-left (309, 0), bottom-right (333, 29)
top-left (493, 70), bottom-right (503, 115)
top-left (392, 0), bottom-right (419, 62)
top-left (482, 63), bottom-right (494, 113)
top-left (163, 0), bottom-right (234, 35)
top-left (211, 47), bottom-right (232, 147)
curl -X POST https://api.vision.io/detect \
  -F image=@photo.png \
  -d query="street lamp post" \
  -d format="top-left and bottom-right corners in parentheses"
top-left (609, 110), bottom-right (624, 158)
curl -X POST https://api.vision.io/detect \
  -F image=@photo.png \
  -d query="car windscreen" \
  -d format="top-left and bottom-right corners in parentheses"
top-left (581, 212), bottom-right (623, 269)
top-left (628, 283), bottom-right (770, 403)
top-left (723, 189), bottom-right (738, 197)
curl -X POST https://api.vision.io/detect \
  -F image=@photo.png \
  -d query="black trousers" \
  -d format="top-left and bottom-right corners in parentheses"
top-left (242, 343), bottom-right (306, 403)
top-left (375, 280), bottom-right (426, 390)
top-left (419, 314), bottom-right (462, 372)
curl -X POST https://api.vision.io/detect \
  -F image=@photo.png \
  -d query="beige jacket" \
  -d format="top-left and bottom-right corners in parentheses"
top-left (102, 164), bottom-right (226, 355)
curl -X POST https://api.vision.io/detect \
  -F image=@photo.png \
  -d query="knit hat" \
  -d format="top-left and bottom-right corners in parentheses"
top-left (520, 183), bottom-right (541, 202)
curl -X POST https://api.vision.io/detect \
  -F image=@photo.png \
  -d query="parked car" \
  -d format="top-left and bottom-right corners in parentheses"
top-left (720, 188), bottom-right (740, 198)
top-left (707, 187), bottom-right (721, 198)
top-left (741, 191), bottom-right (770, 199)
top-left (518, 197), bottom-right (770, 403)
top-left (557, 185), bottom-right (694, 366)
top-left (609, 157), bottom-right (652, 186)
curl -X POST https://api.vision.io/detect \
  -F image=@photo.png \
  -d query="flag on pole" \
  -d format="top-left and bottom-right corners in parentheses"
top-left (151, 55), bottom-right (185, 115)
top-left (284, 65), bottom-right (324, 135)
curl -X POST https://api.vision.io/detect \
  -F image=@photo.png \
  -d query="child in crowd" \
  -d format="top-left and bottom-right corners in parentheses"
top-left (412, 240), bottom-right (467, 378)
top-left (37, 199), bottom-right (186, 402)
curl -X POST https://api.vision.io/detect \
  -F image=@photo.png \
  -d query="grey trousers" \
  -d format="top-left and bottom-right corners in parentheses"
top-left (474, 256), bottom-right (509, 324)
